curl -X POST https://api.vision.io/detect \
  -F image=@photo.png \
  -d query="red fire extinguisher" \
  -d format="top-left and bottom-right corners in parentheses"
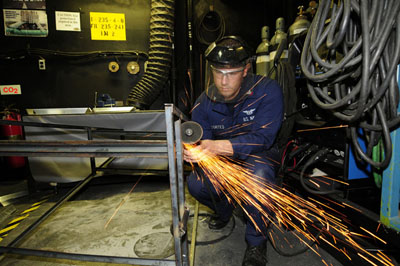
top-left (1, 111), bottom-right (26, 168)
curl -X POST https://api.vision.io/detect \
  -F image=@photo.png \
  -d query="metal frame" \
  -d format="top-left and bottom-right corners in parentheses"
top-left (0, 103), bottom-right (189, 266)
top-left (380, 67), bottom-right (400, 232)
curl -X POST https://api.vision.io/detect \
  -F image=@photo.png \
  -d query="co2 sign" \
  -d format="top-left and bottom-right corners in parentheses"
top-left (1, 85), bottom-right (21, 95)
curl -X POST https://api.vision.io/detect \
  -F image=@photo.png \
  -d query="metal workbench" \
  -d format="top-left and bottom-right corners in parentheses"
top-left (0, 103), bottom-right (190, 266)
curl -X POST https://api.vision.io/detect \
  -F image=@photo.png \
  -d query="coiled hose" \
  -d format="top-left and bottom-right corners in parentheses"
top-left (127, 0), bottom-right (174, 109)
top-left (195, 9), bottom-right (225, 46)
top-left (300, 0), bottom-right (400, 169)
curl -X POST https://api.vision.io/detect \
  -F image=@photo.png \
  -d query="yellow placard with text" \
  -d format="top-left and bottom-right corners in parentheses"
top-left (90, 12), bottom-right (126, 41)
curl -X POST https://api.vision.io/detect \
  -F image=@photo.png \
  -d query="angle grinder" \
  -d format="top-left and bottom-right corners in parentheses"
top-left (181, 121), bottom-right (203, 144)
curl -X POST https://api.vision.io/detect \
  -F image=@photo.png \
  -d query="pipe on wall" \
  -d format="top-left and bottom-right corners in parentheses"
top-left (127, 0), bottom-right (175, 109)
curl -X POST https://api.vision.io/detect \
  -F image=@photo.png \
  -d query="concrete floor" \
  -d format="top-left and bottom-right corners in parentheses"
top-left (0, 175), bottom-right (348, 266)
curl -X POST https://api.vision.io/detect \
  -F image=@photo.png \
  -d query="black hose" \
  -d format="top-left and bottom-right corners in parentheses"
top-left (299, 148), bottom-right (340, 195)
top-left (268, 38), bottom-right (297, 149)
top-left (127, 0), bottom-right (175, 109)
top-left (300, 0), bottom-right (400, 169)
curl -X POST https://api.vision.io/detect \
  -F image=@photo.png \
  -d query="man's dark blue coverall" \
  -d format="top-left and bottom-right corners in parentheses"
top-left (187, 73), bottom-right (284, 246)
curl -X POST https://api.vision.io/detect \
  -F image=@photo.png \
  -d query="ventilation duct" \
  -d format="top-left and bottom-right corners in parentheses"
top-left (127, 0), bottom-right (174, 109)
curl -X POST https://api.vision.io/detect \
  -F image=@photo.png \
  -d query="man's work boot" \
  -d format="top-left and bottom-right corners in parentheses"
top-left (208, 214), bottom-right (230, 230)
top-left (242, 242), bottom-right (267, 266)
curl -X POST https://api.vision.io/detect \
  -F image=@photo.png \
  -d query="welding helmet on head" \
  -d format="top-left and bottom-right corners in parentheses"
top-left (205, 35), bottom-right (252, 68)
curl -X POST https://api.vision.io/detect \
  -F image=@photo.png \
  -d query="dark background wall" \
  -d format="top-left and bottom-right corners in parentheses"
top-left (0, 0), bottom-right (151, 109)
top-left (0, 0), bottom-right (309, 113)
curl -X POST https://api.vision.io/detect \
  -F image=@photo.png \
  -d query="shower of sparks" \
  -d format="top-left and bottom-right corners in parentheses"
top-left (184, 144), bottom-right (394, 266)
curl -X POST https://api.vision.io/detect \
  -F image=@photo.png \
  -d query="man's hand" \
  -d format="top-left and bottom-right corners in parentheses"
top-left (183, 139), bottom-right (233, 163)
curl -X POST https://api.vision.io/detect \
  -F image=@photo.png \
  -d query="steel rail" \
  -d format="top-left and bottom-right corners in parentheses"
top-left (0, 139), bottom-right (168, 157)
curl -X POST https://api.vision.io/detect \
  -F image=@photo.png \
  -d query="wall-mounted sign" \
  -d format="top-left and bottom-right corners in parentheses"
top-left (55, 11), bottom-right (80, 32)
top-left (90, 12), bottom-right (126, 41)
top-left (2, 0), bottom-right (46, 10)
top-left (3, 9), bottom-right (48, 37)
top-left (1, 85), bottom-right (21, 95)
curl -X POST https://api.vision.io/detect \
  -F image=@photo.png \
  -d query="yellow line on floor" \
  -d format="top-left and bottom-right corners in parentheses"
top-left (32, 199), bottom-right (48, 207)
top-left (0, 223), bottom-right (19, 235)
top-left (0, 234), bottom-right (8, 243)
top-left (21, 205), bottom-right (40, 214)
top-left (8, 214), bottom-right (30, 225)
top-left (0, 196), bottom-right (50, 243)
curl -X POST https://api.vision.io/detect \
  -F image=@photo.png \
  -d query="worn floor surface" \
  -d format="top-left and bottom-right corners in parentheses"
top-left (0, 175), bottom-right (348, 266)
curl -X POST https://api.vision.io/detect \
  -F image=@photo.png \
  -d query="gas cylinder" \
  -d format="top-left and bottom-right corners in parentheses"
top-left (1, 111), bottom-right (26, 168)
top-left (268, 17), bottom-right (288, 79)
top-left (270, 17), bottom-right (287, 49)
top-left (288, 6), bottom-right (310, 42)
top-left (256, 26), bottom-right (271, 76)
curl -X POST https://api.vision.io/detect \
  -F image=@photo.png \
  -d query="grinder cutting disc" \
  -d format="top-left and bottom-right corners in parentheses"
top-left (181, 121), bottom-right (203, 144)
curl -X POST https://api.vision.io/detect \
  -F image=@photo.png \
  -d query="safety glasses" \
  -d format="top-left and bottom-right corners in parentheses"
top-left (211, 65), bottom-right (245, 79)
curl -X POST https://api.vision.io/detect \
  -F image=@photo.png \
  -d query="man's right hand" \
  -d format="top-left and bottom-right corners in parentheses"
top-left (183, 139), bottom-right (233, 163)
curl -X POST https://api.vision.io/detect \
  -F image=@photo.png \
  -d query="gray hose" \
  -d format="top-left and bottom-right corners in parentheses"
top-left (300, 0), bottom-right (400, 169)
top-left (127, 0), bottom-right (174, 109)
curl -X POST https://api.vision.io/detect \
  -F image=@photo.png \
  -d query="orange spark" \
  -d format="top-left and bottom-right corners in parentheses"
top-left (342, 202), bottom-right (363, 213)
top-left (377, 251), bottom-right (393, 264)
top-left (235, 93), bottom-right (267, 112)
top-left (104, 176), bottom-right (143, 229)
top-left (360, 227), bottom-right (387, 244)
top-left (357, 253), bottom-right (379, 266)
top-left (184, 84), bottom-right (190, 104)
top-left (297, 125), bottom-right (348, 133)
top-left (376, 223), bottom-right (381, 233)
top-left (261, 121), bottom-right (273, 128)
top-left (190, 102), bottom-right (200, 114)
top-left (181, 96), bottom-right (188, 107)
top-left (341, 247), bottom-right (352, 261)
